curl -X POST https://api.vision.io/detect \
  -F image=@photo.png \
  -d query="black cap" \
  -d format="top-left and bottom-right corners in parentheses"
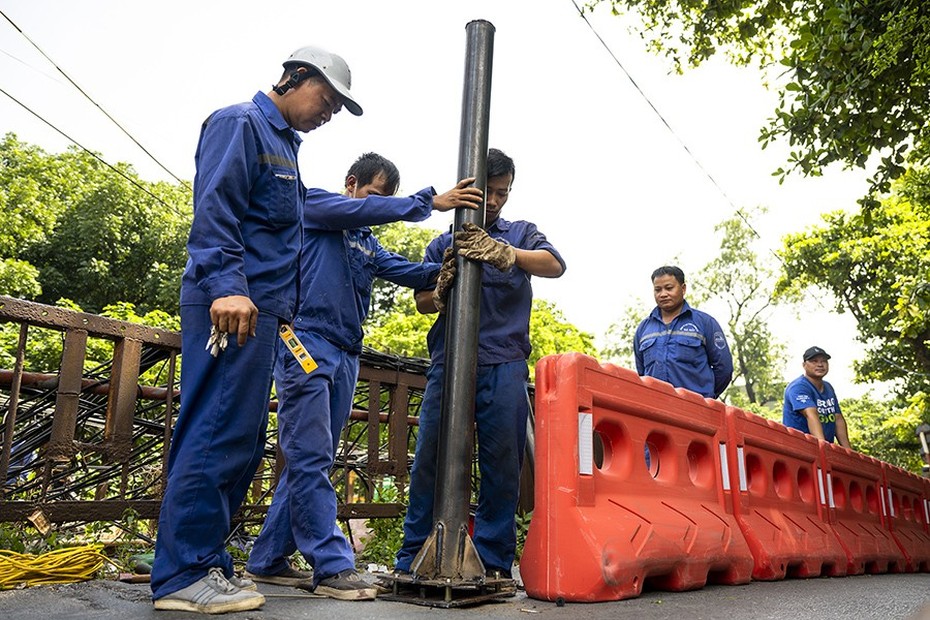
top-left (803, 346), bottom-right (831, 361)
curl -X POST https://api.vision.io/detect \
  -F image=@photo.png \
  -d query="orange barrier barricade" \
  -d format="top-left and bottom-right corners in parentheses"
top-left (882, 463), bottom-right (930, 572)
top-left (820, 445), bottom-right (904, 574)
top-left (521, 353), bottom-right (753, 602)
top-left (723, 407), bottom-right (846, 579)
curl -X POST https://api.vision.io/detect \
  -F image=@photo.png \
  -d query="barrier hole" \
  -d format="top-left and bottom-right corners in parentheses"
top-left (644, 432), bottom-right (675, 482)
top-left (745, 453), bottom-right (765, 496)
top-left (797, 467), bottom-right (814, 503)
top-left (902, 496), bottom-right (913, 521)
top-left (686, 441), bottom-right (712, 489)
top-left (849, 481), bottom-right (864, 513)
top-left (644, 442), bottom-right (658, 478)
top-left (892, 491), bottom-right (901, 519)
top-left (593, 419), bottom-right (630, 476)
top-left (593, 430), bottom-right (605, 470)
top-left (865, 485), bottom-right (879, 514)
top-left (832, 476), bottom-right (847, 510)
top-left (773, 461), bottom-right (792, 500)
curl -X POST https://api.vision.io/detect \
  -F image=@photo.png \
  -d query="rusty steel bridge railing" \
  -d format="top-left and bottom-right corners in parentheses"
top-left (0, 295), bottom-right (426, 530)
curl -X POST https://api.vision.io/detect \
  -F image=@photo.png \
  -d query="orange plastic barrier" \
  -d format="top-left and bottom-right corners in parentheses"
top-left (820, 445), bottom-right (904, 574)
top-left (881, 463), bottom-right (930, 572)
top-left (521, 353), bottom-right (753, 602)
top-left (723, 407), bottom-right (846, 579)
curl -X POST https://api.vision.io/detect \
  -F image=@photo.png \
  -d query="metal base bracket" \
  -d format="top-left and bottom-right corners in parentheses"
top-left (378, 573), bottom-right (517, 608)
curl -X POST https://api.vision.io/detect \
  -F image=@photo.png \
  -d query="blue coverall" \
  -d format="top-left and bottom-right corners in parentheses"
top-left (633, 301), bottom-right (733, 399)
top-left (152, 92), bottom-right (302, 600)
top-left (246, 187), bottom-right (440, 585)
top-left (395, 217), bottom-right (565, 575)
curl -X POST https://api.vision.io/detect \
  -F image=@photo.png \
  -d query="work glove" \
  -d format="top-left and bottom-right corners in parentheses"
top-left (432, 247), bottom-right (457, 313)
top-left (454, 222), bottom-right (516, 271)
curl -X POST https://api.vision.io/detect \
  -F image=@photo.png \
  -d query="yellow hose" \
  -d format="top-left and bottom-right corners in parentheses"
top-left (0, 544), bottom-right (115, 589)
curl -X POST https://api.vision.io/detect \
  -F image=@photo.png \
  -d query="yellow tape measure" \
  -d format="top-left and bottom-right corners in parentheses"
top-left (279, 324), bottom-right (318, 374)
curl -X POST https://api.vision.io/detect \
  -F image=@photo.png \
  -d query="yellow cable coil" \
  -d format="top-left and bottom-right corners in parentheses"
top-left (0, 544), bottom-right (114, 589)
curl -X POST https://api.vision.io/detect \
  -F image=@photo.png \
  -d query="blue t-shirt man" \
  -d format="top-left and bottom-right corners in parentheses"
top-left (782, 346), bottom-right (852, 447)
top-left (633, 266), bottom-right (733, 399)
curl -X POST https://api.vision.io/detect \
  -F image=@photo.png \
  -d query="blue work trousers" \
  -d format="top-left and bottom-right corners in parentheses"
top-left (152, 306), bottom-right (278, 599)
top-left (395, 360), bottom-right (529, 574)
top-left (246, 330), bottom-right (357, 584)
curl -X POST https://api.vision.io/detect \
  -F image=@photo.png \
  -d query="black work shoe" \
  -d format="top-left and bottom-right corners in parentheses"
top-left (313, 569), bottom-right (378, 601)
top-left (245, 566), bottom-right (314, 588)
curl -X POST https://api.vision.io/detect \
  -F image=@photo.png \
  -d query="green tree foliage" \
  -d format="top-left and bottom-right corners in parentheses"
top-left (599, 300), bottom-right (648, 369)
top-left (364, 294), bottom-right (434, 358)
top-left (693, 208), bottom-right (792, 407)
top-left (842, 393), bottom-right (925, 471)
top-left (0, 133), bottom-right (191, 314)
top-left (528, 299), bottom-right (597, 376)
top-left (367, 222), bottom-right (440, 322)
top-left (777, 169), bottom-right (930, 398)
top-left (592, 0), bottom-right (930, 203)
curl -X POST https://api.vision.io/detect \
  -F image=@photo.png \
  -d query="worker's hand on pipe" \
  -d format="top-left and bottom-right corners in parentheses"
top-left (432, 247), bottom-right (457, 313)
top-left (432, 178), bottom-right (483, 212)
top-left (455, 222), bottom-right (516, 271)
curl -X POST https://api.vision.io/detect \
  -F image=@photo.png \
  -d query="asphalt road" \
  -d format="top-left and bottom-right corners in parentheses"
top-left (1, 572), bottom-right (928, 620)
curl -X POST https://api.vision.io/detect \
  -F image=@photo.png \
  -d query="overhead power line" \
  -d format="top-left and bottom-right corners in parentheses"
top-left (569, 0), bottom-right (765, 242)
top-left (0, 84), bottom-right (188, 217)
top-left (0, 9), bottom-right (192, 192)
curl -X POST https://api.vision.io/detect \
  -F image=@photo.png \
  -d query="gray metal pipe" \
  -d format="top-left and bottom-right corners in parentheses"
top-left (413, 19), bottom-right (494, 581)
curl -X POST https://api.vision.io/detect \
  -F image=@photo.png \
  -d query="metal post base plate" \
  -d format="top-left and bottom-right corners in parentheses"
top-left (378, 573), bottom-right (516, 608)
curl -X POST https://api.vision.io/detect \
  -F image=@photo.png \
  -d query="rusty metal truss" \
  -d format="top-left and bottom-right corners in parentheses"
top-left (0, 295), bottom-right (428, 529)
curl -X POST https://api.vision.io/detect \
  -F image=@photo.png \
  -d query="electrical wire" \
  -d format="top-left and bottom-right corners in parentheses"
top-left (0, 544), bottom-right (116, 589)
top-left (0, 84), bottom-right (189, 219)
top-left (0, 9), bottom-right (192, 192)
top-left (568, 0), bottom-right (768, 244)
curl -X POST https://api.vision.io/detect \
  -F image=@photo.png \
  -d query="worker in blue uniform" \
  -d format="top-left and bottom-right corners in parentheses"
top-left (633, 265), bottom-right (733, 399)
top-left (395, 148), bottom-right (566, 578)
top-left (244, 153), bottom-right (483, 600)
top-left (151, 46), bottom-right (362, 615)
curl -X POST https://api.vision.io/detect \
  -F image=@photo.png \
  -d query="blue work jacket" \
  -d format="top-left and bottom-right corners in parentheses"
top-left (181, 91), bottom-right (302, 320)
top-left (294, 187), bottom-right (440, 353)
top-left (421, 217), bottom-right (565, 366)
top-left (633, 302), bottom-right (733, 398)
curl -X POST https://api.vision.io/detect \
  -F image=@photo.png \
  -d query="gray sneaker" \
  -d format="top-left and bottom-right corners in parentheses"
top-left (313, 569), bottom-right (378, 601)
top-left (154, 567), bottom-right (265, 614)
top-left (228, 574), bottom-right (257, 591)
top-left (245, 565), bottom-right (314, 587)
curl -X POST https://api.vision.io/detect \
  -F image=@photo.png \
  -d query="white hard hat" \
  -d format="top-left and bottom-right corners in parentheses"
top-left (284, 46), bottom-right (362, 116)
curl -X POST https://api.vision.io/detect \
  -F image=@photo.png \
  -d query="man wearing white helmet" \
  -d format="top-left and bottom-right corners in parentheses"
top-left (151, 46), bottom-right (361, 614)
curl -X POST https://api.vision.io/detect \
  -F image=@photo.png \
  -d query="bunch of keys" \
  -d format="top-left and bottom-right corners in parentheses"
top-left (206, 325), bottom-right (229, 357)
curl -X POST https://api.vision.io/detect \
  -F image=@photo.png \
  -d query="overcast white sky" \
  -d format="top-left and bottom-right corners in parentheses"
top-left (0, 0), bottom-right (878, 396)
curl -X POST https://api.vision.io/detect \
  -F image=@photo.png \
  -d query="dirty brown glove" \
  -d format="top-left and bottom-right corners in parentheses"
top-left (432, 247), bottom-right (457, 313)
top-left (454, 222), bottom-right (516, 271)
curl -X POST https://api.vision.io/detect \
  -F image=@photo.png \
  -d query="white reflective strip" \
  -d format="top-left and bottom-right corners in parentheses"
top-left (737, 446), bottom-right (747, 492)
top-left (817, 467), bottom-right (826, 506)
top-left (880, 485), bottom-right (887, 517)
top-left (924, 498), bottom-right (929, 524)
top-left (719, 443), bottom-right (730, 491)
top-left (578, 413), bottom-right (593, 476)
top-left (888, 487), bottom-right (896, 518)
top-left (827, 472), bottom-right (835, 508)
